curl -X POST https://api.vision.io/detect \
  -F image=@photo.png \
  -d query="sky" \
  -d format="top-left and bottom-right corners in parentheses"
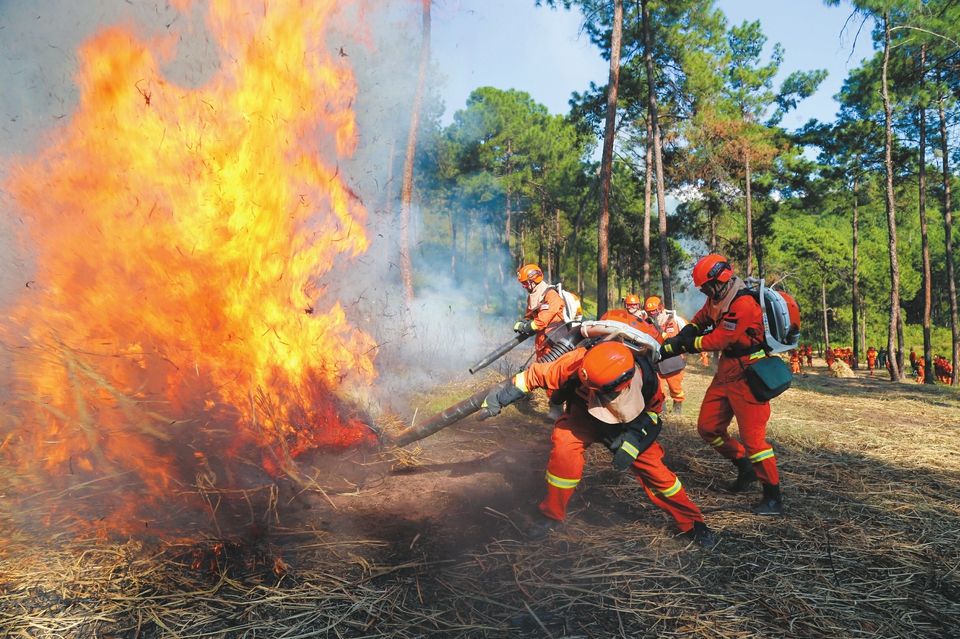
top-left (432, 0), bottom-right (877, 130)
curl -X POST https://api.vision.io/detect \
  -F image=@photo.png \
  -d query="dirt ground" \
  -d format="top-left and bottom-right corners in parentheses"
top-left (3, 358), bottom-right (960, 637)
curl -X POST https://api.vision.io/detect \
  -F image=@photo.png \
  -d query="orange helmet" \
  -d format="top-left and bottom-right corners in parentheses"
top-left (624, 294), bottom-right (641, 308)
top-left (517, 264), bottom-right (544, 289)
top-left (780, 291), bottom-right (801, 333)
top-left (692, 254), bottom-right (733, 288)
top-left (578, 341), bottom-right (635, 393)
top-left (644, 295), bottom-right (663, 314)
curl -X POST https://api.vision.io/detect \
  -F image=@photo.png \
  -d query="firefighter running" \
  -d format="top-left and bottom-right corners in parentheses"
top-left (477, 320), bottom-right (715, 549)
top-left (659, 254), bottom-right (785, 516)
top-left (645, 295), bottom-right (687, 415)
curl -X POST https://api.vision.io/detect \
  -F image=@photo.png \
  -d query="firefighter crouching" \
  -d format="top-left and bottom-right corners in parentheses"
top-left (659, 254), bottom-right (784, 515)
top-left (477, 325), bottom-right (715, 549)
top-left (645, 295), bottom-right (687, 415)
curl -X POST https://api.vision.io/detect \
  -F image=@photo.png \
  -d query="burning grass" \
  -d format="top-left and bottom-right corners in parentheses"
top-left (2, 363), bottom-right (960, 637)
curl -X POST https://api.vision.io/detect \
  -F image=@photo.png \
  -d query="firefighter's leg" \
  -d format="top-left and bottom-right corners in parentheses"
top-left (696, 380), bottom-right (746, 460)
top-left (663, 370), bottom-right (685, 414)
top-left (539, 403), bottom-right (597, 521)
top-left (630, 442), bottom-right (704, 533)
top-left (727, 377), bottom-right (778, 486)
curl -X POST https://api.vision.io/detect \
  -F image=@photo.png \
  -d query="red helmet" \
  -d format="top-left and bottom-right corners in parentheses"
top-left (780, 291), bottom-right (801, 333)
top-left (644, 295), bottom-right (663, 314)
top-left (693, 254), bottom-right (733, 288)
top-left (517, 264), bottom-right (544, 287)
top-left (624, 294), bottom-right (641, 308)
top-left (579, 341), bottom-right (635, 393)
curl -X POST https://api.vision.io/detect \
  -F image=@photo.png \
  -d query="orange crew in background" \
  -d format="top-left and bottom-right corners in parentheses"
top-left (624, 294), bottom-right (646, 320)
top-left (645, 295), bottom-right (688, 415)
top-left (866, 346), bottom-right (877, 376)
top-left (659, 254), bottom-right (791, 516)
top-left (515, 264), bottom-right (566, 361)
top-left (789, 349), bottom-right (801, 374)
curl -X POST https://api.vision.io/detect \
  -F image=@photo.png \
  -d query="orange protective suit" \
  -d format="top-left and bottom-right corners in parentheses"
top-left (685, 289), bottom-right (779, 487)
top-left (524, 281), bottom-right (566, 361)
top-left (653, 311), bottom-right (687, 405)
top-left (515, 346), bottom-right (706, 532)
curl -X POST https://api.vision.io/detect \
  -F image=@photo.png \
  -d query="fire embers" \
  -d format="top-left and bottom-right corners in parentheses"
top-left (180, 527), bottom-right (291, 584)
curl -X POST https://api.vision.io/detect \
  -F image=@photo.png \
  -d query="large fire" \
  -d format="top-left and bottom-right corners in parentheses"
top-left (1, 0), bottom-right (378, 533)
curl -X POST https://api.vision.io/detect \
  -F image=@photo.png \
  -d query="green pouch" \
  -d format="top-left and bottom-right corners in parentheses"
top-left (744, 355), bottom-right (793, 402)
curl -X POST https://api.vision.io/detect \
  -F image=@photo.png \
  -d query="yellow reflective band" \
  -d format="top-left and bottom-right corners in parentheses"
top-left (690, 323), bottom-right (700, 331)
top-left (545, 470), bottom-right (580, 489)
top-left (645, 411), bottom-right (659, 422)
top-left (750, 448), bottom-right (775, 463)
top-left (694, 336), bottom-right (704, 350)
top-left (709, 436), bottom-right (724, 447)
top-left (530, 320), bottom-right (540, 331)
top-left (674, 391), bottom-right (686, 400)
top-left (620, 440), bottom-right (640, 459)
top-left (749, 351), bottom-right (766, 360)
top-left (513, 371), bottom-right (529, 393)
top-left (658, 477), bottom-right (683, 497)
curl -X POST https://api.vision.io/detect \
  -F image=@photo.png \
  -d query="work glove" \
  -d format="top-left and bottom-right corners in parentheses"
top-left (660, 337), bottom-right (688, 359)
top-left (513, 319), bottom-right (537, 336)
top-left (607, 413), bottom-right (662, 471)
top-left (477, 380), bottom-right (527, 421)
top-left (677, 323), bottom-right (699, 340)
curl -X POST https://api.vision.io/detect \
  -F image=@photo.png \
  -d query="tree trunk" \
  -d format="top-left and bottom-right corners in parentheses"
top-left (939, 76), bottom-right (959, 385)
top-left (399, 0), bottom-right (431, 312)
top-left (745, 149), bottom-right (754, 279)
top-left (596, 0), bottom-right (623, 317)
top-left (852, 174), bottom-right (860, 369)
top-left (642, 0), bottom-right (671, 308)
top-left (919, 45), bottom-right (933, 384)
top-left (450, 215), bottom-right (457, 282)
top-left (881, 13), bottom-right (903, 381)
top-left (555, 206), bottom-right (562, 281)
top-left (822, 278), bottom-right (830, 355)
top-left (643, 116), bottom-right (653, 297)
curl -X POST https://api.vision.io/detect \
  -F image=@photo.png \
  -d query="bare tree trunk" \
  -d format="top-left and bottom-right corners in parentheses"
top-left (881, 13), bottom-right (903, 381)
top-left (450, 215), bottom-right (457, 282)
top-left (555, 207), bottom-right (562, 281)
top-left (643, 116), bottom-right (653, 297)
top-left (642, 0), bottom-right (671, 308)
top-left (852, 174), bottom-right (860, 369)
top-left (596, 0), bottom-right (623, 317)
top-left (939, 76), bottom-right (959, 385)
top-left (919, 45), bottom-right (933, 384)
top-left (399, 0), bottom-right (431, 312)
top-left (745, 150), bottom-right (754, 279)
top-left (822, 278), bottom-right (830, 355)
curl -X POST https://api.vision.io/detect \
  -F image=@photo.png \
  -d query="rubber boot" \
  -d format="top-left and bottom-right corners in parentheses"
top-left (672, 401), bottom-right (683, 416)
top-left (751, 483), bottom-right (783, 515)
top-left (724, 456), bottom-right (757, 493)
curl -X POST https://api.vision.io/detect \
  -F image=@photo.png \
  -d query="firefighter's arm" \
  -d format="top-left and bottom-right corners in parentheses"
top-left (609, 411), bottom-right (662, 471)
top-left (660, 321), bottom-right (701, 359)
top-left (477, 349), bottom-right (583, 421)
top-left (688, 297), bottom-right (756, 353)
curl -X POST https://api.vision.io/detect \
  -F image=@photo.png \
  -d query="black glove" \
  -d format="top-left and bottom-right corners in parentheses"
top-left (660, 337), bottom-right (686, 359)
top-left (677, 323), bottom-right (699, 340)
top-left (608, 413), bottom-right (662, 471)
top-left (477, 380), bottom-right (527, 421)
top-left (513, 319), bottom-right (537, 336)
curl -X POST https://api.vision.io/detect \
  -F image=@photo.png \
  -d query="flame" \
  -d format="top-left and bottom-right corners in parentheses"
top-left (1, 0), bottom-right (378, 533)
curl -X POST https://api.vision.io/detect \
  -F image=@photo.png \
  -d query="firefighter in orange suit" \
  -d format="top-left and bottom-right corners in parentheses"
top-left (515, 264), bottom-right (566, 361)
top-left (659, 254), bottom-right (785, 515)
top-left (645, 295), bottom-right (687, 415)
top-left (624, 294), bottom-right (646, 320)
top-left (477, 324), bottom-right (715, 548)
top-left (789, 349), bottom-right (801, 374)
top-left (866, 346), bottom-right (877, 376)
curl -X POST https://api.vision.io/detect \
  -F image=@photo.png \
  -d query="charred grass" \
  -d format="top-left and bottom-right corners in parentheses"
top-left (2, 362), bottom-right (960, 638)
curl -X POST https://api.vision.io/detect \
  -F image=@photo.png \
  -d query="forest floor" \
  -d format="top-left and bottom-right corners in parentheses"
top-left (3, 358), bottom-right (960, 638)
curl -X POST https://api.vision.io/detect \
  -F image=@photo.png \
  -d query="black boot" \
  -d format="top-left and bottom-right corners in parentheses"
top-left (672, 401), bottom-right (683, 416)
top-left (691, 521), bottom-right (715, 549)
top-left (751, 483), bottom-right (783, 515)
top-left (724, 457), bottom-right (757, 493)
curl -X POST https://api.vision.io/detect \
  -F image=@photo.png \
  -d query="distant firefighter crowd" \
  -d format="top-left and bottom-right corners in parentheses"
top-left (787, 343), bottom-right (954, 383)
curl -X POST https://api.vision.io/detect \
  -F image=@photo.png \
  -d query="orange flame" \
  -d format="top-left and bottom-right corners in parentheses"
top-left (2, 0), bottom-right (377, 532)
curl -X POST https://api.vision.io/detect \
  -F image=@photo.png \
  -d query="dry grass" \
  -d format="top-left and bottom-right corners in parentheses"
top-left (2, 362), bottom-right (960, 638)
